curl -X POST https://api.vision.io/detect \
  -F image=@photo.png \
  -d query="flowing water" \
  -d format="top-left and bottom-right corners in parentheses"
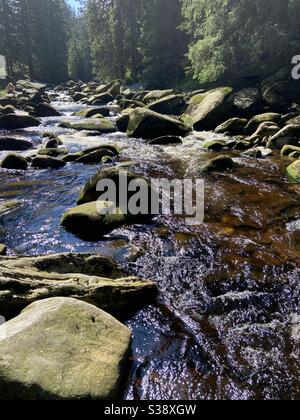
top-left (1, 93), bottom-right (300, 400)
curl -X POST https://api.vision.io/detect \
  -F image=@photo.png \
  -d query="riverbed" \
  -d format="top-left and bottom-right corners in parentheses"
top-left (1, 92), bottom-right (300, 400)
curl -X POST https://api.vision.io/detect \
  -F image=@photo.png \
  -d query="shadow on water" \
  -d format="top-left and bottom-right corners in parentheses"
top-left (1, 92), bottom-right (300, 400)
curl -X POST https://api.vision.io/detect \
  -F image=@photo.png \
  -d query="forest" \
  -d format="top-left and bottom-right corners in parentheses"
top-left (1, 0), bottom-right (300, 88)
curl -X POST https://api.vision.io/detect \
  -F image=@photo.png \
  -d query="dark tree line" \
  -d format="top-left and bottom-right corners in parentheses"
top-left (1, 0), bottom-right (300, 87)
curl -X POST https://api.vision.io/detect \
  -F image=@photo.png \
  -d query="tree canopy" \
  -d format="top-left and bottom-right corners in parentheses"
top-left (1, 0), bottom-right (300, 87)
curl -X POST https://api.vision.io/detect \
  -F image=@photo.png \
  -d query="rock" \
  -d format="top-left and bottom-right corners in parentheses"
top-left (31, 156), bottom-right (66, 169)
top-left (200, 155), bottom-right (235, 174)
top-left (182, 87), bottom-right (234, 131)
top-left (118, 99), bottom-right (144, 110)
top-left (62, 153), bottom-right (83, 163)
top-left (287, 160), bottom-right (300, 182)
top-left (0, 200), bottom-right (21, 215)
top-left (77, 167), bottom-right (153, 207)
top-left (102, 156), bottom-right (113, 164)
top-left (44, 138), bottom-right (62, 149)
top-left (0, 137), bottom-right (33, 151)
top-left (1, 153), bottom-right (28, 170)
top-left (243, 147), bottom-right (273, 158)
top-left (148, 95), bottom-right (187, 115)
top-left (37, 148), bottom-right (68, 158)
top-left (226, 140), bottom-right (251, 151)
top-left (32, 103), bottom-right (61, 117)
top-left (202, 140), bottom-right (226, 151)
top-left (74, 108), bottom-right (110, 118)
top-left (267, 125), bottom-right (300, 149)
top-left (0, 297), bottom-right (132, 399)
top-left (233, 88), bottom-right (262, 117)
top-left (60, 118), bottom-right (116, 133)
top-left (248, 122), bottom-right (280, 141)
top-left (0, 105), bottom-right (15, 115)
top-left (127, 107), bottom-right (191, 139)
top-left (116, 113), bottom-right (131, 132)
top-left (214, 118), bottom-right (248, 135)
top-left (0, 253), bottom-right (156, 318)
top-left (16, 80), bottom-right (47, 93)
top-left (89, 93), bottom-right (114, 106)
top-left (245, 113), bottom-right (282, 135)
top-left (73, 92), bottom-right (86, 102)
top-left (150, 136), bottom-right (182, 145)
top-left (284, 115), bottom-right (300, 126)
top-left (0, 114), bottom-right (41, 130)
top-left (81, 145), bottom-right (119, 157)
top-left (76, 149), bottom-right (115, 165)
top-left (281, 145), bottom-right (300, 157)
top-left (61, 201), bottom-right (129, 240)
top-left (0, 97), bottom-right (17, 107)
top-left (143, 90), bottom-right (174, 104)
top-left (262, 80), bottom-right (300, 111)
top-left (0, 244), bottom-right (7, 255)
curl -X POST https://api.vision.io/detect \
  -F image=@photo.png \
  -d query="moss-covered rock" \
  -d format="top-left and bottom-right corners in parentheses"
top-left (248, 122), bottom-right (280, 141)
top-left (281, 145), bottom-right (300, 156)
top-left (0, 297), bottom-right (132, 400)
top-left (202, 140), bottom-right (226, 151)
top-left (74, 107), bottom-right (110, 118)
top-left (0, 244), bottom-right (7, 255)
top-left (215, 118), bottom-right (248, 135)
top-left (1, 153), bottom-right (28, 170)
top-left (127, 107), bottom-right (191, 139)
top-left (287, 160), bottom-right (300, 182)
top-left (143, 90), bottom-right (174, 104)
top-left (60, 118), bottom-right (116, 133)
top-left (76, 149), bottom-right (115, 165)
top-left (31, 156), bottom-right (66, 169)
top-left (148, 94), bottom-right (187, 115)
top-left (61, 201), bottom-right (127, 240)
top-left (267, 125), bottom-right (300, 149)
top-left (200, 155), bottom-right (235, 174)
top-left (37, 148), bottom-right (68, 157)
top-left (182, 87), bottom-right (234, 131)
top-left (245, 113), bottom-right (282, 135)
top-left (0, 114), bottom-right (41, 129)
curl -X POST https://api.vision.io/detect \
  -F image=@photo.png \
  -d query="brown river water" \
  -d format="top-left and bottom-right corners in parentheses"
top-left (0, 93), bottom-right (300, 400)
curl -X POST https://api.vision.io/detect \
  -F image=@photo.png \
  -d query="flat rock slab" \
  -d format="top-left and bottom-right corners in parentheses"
top-left (0, 297), bottom-right (131, 400)
top-left (0, 137), bottom-right (33, 151)
top-left (0, 253), bottom-right (156, 318)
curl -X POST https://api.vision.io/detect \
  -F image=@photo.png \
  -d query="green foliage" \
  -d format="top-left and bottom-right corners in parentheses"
top-left (181, 0), bottom-right (300, 85)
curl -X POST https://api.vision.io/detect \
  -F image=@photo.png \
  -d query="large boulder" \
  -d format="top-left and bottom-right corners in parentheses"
top-left (1, 153), bottom-right (28, 170)
top-left (127, 107), bottom-right (191, 139)
top-left (0, 297), bottom-right (132, 400)
top-left (182, 87), bottom-right (234, 131)
top-left (214, 118), bottom-right (248, 135)
top-left (31, 103), bottom-right (61, 117)
top-left (287, 160), bottom-right (300, 182)
top-left (61, 201), bottom-right (128, 240)
top-left (233, 88), bottom-right (262, 117)
top-left (0, 137), bottom-right (33, 151)
top-left (267, 125), bottom-right (300, 149)
top-left (0, 114), bottom-right (41, 129)
top-left (262, 80), bottom-right (300, 111)
top-left (148, 95), bottom-right (187, 115)
top-left (16, 80), bottom-right (47, 93)
top-left (0, 253), bottom-right (156, 317)
top-left (60, 118), bottom-right (116, 133)
top-left (245, 113), bottom-right (282, 135)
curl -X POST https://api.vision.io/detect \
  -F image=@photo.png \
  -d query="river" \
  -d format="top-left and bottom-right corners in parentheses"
top-left (1, 92), bottom-right (300, 400)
